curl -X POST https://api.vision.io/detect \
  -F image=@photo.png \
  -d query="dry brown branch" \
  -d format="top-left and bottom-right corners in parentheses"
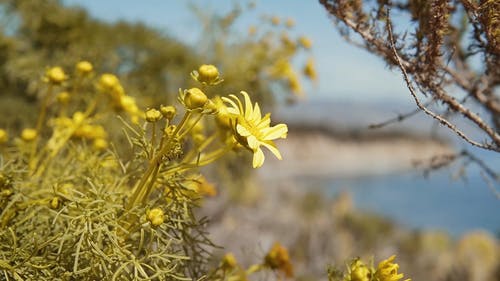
top-left (319, 0), bottom-right (500, 153)
top-left (386, 17), bottom-right (499, 152)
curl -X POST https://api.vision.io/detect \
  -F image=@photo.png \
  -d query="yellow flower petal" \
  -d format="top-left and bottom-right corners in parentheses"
top-left (247, 135), bottom-right (259, 150)
top-left (253, 147), bottom-right (265, 168)
top-left (241, 91), bottom-right (253, 120)
top-left (261, 141), bottom-right (282, 160)
top-left (236, 124), bottom-right (252, 137)
top-left (262, 124), bottom-right (288, 140)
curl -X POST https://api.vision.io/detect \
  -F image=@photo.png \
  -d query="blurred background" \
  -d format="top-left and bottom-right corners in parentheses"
top-left (0, 0), bottom-right (498, 280)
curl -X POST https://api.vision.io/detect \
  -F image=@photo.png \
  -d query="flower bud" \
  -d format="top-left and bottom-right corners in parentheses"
top-left (146, 208), bottom-right (164, 226)
top-left (145, 108), bottom-right (162, 123)
top-left (21, 128), bottom-right (37, 142)
top-left (76, 61), bottom-right (93, 75)
top-left (50, 197), bottom-right (60, 209)
top-left (93, 138), bottom-right (108, 151)
top-left (222, 253), bottom-right (238, 269)
top-left (98, 74), bottom-right (121, 91)
top-left (0, 129), bottom-right (8, 144)
top-left (56, 91), bottom-right (71, 104)
top-left (44, 67), bottom-right (67, 85)
top-left (184, 88), bottom-right (208, 110)
top-left (197, 64), bottom-right (220, 84)
top-left (160, 105), bottom-right (176, 120)
top-left (298, 36), bottom-right (312, 49)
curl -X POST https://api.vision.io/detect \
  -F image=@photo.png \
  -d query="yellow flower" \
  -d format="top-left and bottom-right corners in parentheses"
top-left (56, 91), bottom-right (71, 104)
top-left (303, 58), bottom-right (317, 81)
top-left (298, 36), bottom-right (312, 49)
top-left (92, 138), bottom-right (108, 151)
top-left (50, 197), bottom-right (61, 209)
top-left (248, 25), bottom-right (257, 36)
top-left (21, 128), bottom-right (37, 142)
top-left (76, 61), bottom-right (93, 75)
top-left (146, 208), bottom-right (164, 226)
top-left (98, 73), bottom-right (121, 90)
top-left (285, 18), bottom-right (295, 28)
top-left (271, 16), bottom-right (281, 26)
top-left (222, 91), bottom-right (287, 168)
top-left (222, 253), bottom-right (238, 269)
top-left (264, 242), bottom-right (293, 278)
top-left (97, 73), bottom-right (125, 102)
top-left (345, 259), bottom-right (371, 281)
top-left (374, 255), bottom-right (410, 281)
top-left (0, 129), bottom-right (8, 144)
top-left (44, 66), bottom-right (68, 85)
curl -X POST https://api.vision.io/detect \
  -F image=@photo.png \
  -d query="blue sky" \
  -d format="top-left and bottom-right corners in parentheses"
top-left (63, 0), bottom-right (409, 102)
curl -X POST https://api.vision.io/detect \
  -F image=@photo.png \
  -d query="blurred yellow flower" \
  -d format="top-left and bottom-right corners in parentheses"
top-left (21, 128), bottom-right (37, 142)
top-left (56, 91), bottom-right (71, 104)
top-left (76, 61), bottom-right (93, 75)
top-left (0, 129), bottom-right (8, 144)
top-left (223, 91), bottom-right (287, 168)
top-left (271, 16), bottom-right (281, 26)
top-left (264, 242), bottom-right (293, 278)
top-left (345, 259), bottom-right (371, 281)
top-left (146, 208), bottom-right (164, 226)
top-left (374, 255), bottom-right (410, 281)
top-left (44, 66), bottom-right (67, 85)
top-left (50, 197), bottom-right (61, 209)
top-left (304, 58), bottom-right (317, 81)
top-left (298, 36), bottom-right (312, 49)
top-left (222, 253), bottom-right (238, 269)
top-left (248, 25), bottom-right (257, 36)
top-left (92, 138), bottom-right (108, 151)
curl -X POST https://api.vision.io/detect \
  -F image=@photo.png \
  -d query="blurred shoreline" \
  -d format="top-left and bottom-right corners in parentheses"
top-left (259, 99), bottom-right (487, 179)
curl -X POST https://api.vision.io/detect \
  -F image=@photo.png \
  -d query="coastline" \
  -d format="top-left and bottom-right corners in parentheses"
top-left (257, 126), bottom-right (454, 180)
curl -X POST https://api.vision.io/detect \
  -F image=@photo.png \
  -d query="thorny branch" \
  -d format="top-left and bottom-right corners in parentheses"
top-left (386, 15), bottom-right (499, 152)
top-left (319, 0), bottom-right (500, 152)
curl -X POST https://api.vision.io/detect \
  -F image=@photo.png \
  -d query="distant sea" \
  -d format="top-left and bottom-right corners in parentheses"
top-left (326, 150), bottom-right (499, 238)
top-left (280, 100), bottom-right (500, 237)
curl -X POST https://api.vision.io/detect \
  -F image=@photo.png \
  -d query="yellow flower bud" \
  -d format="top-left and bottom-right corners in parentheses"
top-left (248, 25), bottom-right (257, 36)
top-left (76, 61), bottom-right (93, 75)
top-left (50, 197), bottom-right (60, 209)
top-left (298, 36), bottom-right (312, 49)
top-left (44, 67), bottom-right (68, 85)
top-left (146, 208), bottom-right (164, 226)
top-left (184, 88), bottom-right (208, 110)
top-left (56, 91), bottom-right (71, 104)
top-left (197, 64), bottom-right (220, 84)
top-left (98, 74), bottom-right (120, 91)
top-left (164, 125), bottom-right (177, 136)
top-left (303, 58), bottom-right (317, 81)
top-left (222, 253), bottom-right (238, 269)
top-left (271, 16), bottom-right (280, 25)
top-left (145, 108), bottom-right (162, 123)
top-left (0, 129), bottom-right (8, 144)
top-left (93, 138), bottom-right (108, 151)
top-left (72, 111), bottom-right (85, 124)
top-left (160, 105), bottom-right (176, 120)
top-left (21, 128), bottom-right (37, 142)
top-left (285, 18), bottom-right (295, 28)
top-left (348, 259), bottom-right (371, 281)
top-left (264, 242), bottom-right (293, 278)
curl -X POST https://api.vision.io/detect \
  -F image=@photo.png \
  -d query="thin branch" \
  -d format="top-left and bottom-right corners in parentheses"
top-left (368, 99), bottom-right (435, 129)
top-left (386, 12), bottom-right (500, 152)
